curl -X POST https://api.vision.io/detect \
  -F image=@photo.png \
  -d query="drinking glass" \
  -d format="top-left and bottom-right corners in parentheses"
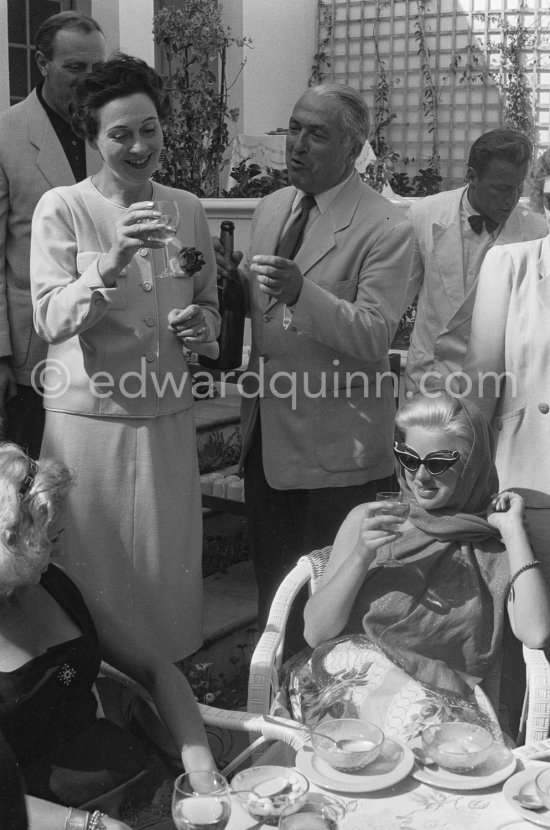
top-left (374, 491), bottom-right (410, 567)
top-left (147, 199), bottom-right (179, 277)
top-left (278, 795), bottom-right (346, 829)
top-left (172, 771), bottom-right (231, 830)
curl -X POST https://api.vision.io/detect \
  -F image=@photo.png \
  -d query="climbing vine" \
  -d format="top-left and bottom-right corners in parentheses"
top-left (309, 0), bottom-right (334, 86)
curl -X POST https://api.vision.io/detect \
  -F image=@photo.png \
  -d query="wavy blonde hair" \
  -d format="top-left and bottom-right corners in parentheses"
top-left (0, 444), bottom-right (73, 595)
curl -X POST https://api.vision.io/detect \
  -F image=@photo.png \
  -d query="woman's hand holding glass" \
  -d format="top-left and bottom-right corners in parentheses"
top-left (98, 201), bottom-right (164, 286)
top-left (354, 499), bottom-right (408, 564)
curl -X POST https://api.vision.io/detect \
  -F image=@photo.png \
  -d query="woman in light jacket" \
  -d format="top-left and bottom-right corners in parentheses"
top-left (463, 149), bottom-right (550, 587)
top-left (30, 55), bottom-right (220, 660)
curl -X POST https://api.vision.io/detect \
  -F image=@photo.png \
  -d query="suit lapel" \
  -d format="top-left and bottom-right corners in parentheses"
top-left (431, 186), bottom-right (467, 311)
top-left (26, 90), bottom-right (75, 187)
top-left (265, 175), bottom-right (362, 312)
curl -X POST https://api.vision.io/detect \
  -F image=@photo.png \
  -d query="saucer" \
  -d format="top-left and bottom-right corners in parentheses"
top-left (295, 738), bottom-right (414, 793)
top-left (503, 769), bottom-right (550, 827)
top-left (410, 741), bottom-right (516, 791)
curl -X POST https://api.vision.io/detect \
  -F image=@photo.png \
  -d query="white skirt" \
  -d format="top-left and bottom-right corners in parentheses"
top-left (41, 408), bottom-right (203, 661)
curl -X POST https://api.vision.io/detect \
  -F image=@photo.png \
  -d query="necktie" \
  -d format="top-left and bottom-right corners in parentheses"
top-left (276, 194), bottom-right (316, 259)
top-left (468, 214), bottom-right (499, 235)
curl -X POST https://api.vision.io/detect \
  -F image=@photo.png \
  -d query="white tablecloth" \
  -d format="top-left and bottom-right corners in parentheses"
top-left (226, 134), bottom-right (376, 189)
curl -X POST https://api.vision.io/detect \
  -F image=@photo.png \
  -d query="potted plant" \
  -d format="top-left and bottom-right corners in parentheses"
top-left (153, 0), bottom-right (250, 197)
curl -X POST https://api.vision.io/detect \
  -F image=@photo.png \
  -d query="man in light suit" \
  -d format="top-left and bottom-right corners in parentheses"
top-left (405, 128), bottom-right (547, 396)
top-left (219, 84), bottom-right (415, 643)
top-left (0, 11), bottom-right (105, 457)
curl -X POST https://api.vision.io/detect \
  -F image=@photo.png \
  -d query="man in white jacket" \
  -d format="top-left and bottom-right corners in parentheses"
top-left (405, 128), bottom-right (547, 396)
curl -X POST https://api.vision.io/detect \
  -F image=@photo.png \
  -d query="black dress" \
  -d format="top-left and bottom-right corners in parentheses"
top-left (0, 565), bottom-right (171, 824)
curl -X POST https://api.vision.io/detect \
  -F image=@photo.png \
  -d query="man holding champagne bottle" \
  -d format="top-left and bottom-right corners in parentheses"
top-left (215, 83), bottom-right (415, 647)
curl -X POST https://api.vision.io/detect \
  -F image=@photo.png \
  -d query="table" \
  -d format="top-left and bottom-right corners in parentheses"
top-left (224, 743), bottom-right (550, 829)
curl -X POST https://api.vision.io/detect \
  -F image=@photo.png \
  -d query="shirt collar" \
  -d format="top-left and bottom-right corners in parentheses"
top-left (293, 170), bottom-right (355, 214)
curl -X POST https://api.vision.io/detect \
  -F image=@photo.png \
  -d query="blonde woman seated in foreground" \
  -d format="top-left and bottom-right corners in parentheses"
top-left (0, 444), bottom-right (215, 830)
top-left (279, 393), bottom-right (550, 743)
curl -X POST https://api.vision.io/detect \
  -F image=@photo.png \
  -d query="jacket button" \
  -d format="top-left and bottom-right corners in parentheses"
top-left (138, 248), bottom-right (148, 257)
top-left (142, 282), bottom-right (153, 292)
top-left (539, 403), bottom-right (550, 414)
top-left (263, 314), bottom-right (271, 323)
top-left (145, 353), bottom-right (156, 363)
top-left (145, 317), bottom-right (155, 327)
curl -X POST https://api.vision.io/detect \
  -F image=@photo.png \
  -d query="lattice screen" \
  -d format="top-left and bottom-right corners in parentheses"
top-left (320, 0), bottom-right (550, 188)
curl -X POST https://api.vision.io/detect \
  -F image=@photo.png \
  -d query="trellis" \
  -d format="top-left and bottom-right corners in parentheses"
top-left (319, 0), bottom-right (550, 188)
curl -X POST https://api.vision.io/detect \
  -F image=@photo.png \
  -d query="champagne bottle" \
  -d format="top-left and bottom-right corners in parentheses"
top-left (200, 221), bottom-right (246, 370)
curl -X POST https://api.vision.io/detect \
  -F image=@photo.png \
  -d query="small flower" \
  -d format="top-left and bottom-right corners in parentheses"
top-left (205, 692), bottom-right (216, 704)
top-left (57, 663), bottom-right (76, 686)
top-left (177, 246), bottom-right (205, 277)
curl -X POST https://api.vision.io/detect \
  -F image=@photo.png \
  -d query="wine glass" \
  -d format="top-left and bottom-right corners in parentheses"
top-left (374, 491), bottom-right (410, 567)
top-left (147, 199), bottom-right (179, 278)
top-left (172, 771), bottom-right (231, 830)
top-left (278, 795), bottom-right (346, 829)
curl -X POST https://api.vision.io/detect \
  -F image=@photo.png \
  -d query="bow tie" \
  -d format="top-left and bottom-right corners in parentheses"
top-left (468, 214), bottom-right (500, 235)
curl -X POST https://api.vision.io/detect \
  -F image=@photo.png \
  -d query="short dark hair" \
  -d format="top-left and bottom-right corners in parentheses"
top-left (34, 11), bottom-right (103, 60)
top-left (528, 148), bottom-right (550, 213)
top-left (71, 54), bottom-right (170, 141)
top-left (467, 128), bottom-right (533, 177)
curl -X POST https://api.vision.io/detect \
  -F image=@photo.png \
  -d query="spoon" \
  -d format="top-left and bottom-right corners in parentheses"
top-left (516, 779), bottom-right (544, 811)
top-left (411, 747), bottom-right (436, 767)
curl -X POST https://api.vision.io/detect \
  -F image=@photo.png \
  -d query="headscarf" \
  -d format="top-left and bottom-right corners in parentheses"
top-left (344, 395), bottom-right (508, 699)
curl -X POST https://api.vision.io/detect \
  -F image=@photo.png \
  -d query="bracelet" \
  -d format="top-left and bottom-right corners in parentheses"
top-left (508, 560), bottom-right (540, 600)
top-left (88, 812), bottom-right (108, 830)
top-left (64, 808), bottom-right (90, 830)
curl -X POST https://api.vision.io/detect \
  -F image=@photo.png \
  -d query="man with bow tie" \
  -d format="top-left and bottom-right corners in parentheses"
top-left (404, 128), bottom-right (546, 395)
top-left (216, 83), bottom-right (414, 646)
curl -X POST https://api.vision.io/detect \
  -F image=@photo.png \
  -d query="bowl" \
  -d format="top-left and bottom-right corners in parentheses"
top-left (535, 767), bottom-right (550, 809)
top-left (421, 722), bottom-right (494, 771)
top-left (311, 718), bottom-right (384, 771)
top-left (231, 765), bottom-right (309, 826)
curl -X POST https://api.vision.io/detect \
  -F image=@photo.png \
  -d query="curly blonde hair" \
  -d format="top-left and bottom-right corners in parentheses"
top-left (0, 444), bottom-right (73, 595)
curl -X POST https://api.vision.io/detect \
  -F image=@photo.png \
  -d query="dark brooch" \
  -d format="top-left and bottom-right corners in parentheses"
top-left (176, 246), bottom-right (205, 278)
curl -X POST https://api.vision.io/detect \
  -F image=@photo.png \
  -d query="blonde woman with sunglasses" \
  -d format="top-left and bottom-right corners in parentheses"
top-left (276, 392), bottom-right (550, 745)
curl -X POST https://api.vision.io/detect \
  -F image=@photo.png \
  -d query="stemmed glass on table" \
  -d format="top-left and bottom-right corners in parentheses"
top-left (374, 491), bottom-right (410, 567)
top-left (146, 199), bottom-right (179, 277)
top-left (172, 771), bottom-right (231, 830)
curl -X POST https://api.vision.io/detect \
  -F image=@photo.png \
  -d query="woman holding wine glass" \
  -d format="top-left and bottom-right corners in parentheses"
top-left (30, 54), bottom-right (220, 661)
top-left (277, 392), bottom-right (550, 743)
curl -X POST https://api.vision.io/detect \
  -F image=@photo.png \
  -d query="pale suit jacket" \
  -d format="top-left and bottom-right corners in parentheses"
top-left (240, 172), bottom-right (415, 490)
top-left (464, 235), bottom-right (550, 509)
top-left (405, 185), bottom-right (547, 394)
top-left (0, 89), bottom-right (100, 384)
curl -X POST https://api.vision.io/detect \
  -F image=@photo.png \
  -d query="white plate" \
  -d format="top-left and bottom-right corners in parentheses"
top-left (503, 769), bottom-right (550, 827)
top-left (410, 741), bottom-right (516, 790)
top-left (295, 738), bottom-right (414, 793)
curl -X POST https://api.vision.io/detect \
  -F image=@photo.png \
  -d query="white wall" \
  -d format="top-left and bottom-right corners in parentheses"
top-left (240, 0), bottom-right (317, 133)
top-left (91, 0), bottom-right (155, 63)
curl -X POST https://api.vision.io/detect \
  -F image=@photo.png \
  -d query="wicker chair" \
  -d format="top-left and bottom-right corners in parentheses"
top-left (246, 546), bottom-right (550, 747)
